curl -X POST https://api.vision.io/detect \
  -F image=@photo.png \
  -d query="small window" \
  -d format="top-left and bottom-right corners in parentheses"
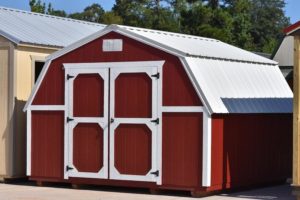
top-left (34, 61), bottom-right (44, 82)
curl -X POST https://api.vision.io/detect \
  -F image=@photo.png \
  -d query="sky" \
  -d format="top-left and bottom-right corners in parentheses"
top-left (0, 0), bottom-right (299, 23)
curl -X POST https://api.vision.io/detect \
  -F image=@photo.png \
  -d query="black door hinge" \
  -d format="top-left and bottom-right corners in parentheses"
top-left (67, 117), bottom-right (74, 123)
top-left (151, 73), bottom-right (160, 79)
top-left (150, 170), bottom-right (159, 177)
top-left (150, 118), bottom-right (159, 125)
top-left (67, 74), bottom-right (75, 80)
top-left (66, 165), bottom-right (74, 171)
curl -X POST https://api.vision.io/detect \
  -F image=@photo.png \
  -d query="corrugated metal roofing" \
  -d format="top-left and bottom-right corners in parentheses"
top-left (184, 57), bottom-right (292, 113)
top-left (0, 6), bottom-right (105, 47)
top-left (121, 25), bottom-right (277, 65)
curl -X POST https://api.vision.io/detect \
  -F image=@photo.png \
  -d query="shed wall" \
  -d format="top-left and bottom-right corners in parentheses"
top-left (0, 36), bottom-right (15, 178)
top-left (0, 45), bottom-right (10, 177)
top-left (13, 46), bottom-right (55, 177)
top-left (209, 114), bottom-right (292, 191)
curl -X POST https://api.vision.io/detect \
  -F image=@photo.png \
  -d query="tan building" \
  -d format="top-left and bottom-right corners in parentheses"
top-left (0, 6), bottom-right (104, 180)
top-left (283, 21), bottom-right (300, 198)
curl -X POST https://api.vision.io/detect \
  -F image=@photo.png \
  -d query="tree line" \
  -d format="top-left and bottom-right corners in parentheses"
top-left (29, 0), bottom-right (290, 53)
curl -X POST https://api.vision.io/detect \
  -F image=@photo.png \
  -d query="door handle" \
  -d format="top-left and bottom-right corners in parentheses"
top-left (110, 118), bottom-right (114, 123)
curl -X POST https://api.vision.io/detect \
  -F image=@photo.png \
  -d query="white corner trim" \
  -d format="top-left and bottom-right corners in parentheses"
top-left (26, 111), bottom-right (31, 176)
top-left (24, 60), bottom-right (52, 111)
top-left (162, 106), bottom-right (203, 112)
top-left (202, 108), bottom-right (212, 187)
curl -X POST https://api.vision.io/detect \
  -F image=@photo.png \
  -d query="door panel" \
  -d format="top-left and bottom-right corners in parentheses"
top-left (114, 124), bottom-right (152, 175)
top-left (109, 67), bottom-right (159, 182)
top-left (115, 73), bottom-right (152, 118)
top-left (66, 68), bottom-right (108, 179)
top-left (73, 74), bottom-right (104, 117)
top-left (73, 123), bottom-right (103, 173)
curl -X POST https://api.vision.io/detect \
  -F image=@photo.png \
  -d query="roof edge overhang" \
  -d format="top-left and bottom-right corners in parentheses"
top-left (0, 30), bottom-right (20, 44)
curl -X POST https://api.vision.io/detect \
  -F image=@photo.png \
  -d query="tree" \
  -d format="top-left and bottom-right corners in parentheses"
top-left (224, 0), bottom-right (253, 50)
top-left (112, 0), bottom-right (148, 26)
top-left (47, 3), bottom-right (67, 17)
top-left (102, 11), bottom-right (123, 24)
top-left (69, 4), bottom-right (105, 23)
top-left (249, 0), bottom-right (290, 53)
top-left (29, 0), bottom-right (46, 13)
top-left (180, 1), bottom-right (233, 43)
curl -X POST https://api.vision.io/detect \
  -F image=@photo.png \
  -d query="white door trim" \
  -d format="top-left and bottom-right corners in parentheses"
top-left (64, 67), bottom-right (109, 179)
top-left (109, 64), bottom-right (163, 183)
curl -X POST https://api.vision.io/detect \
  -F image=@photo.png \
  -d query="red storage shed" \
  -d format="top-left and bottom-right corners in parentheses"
top-left (24, 25), bottom-right (293, 196)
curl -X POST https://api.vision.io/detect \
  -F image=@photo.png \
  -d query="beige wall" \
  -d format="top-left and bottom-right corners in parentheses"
top-left (0, 35), bottom-right (58, 178)
top-left (12, 45), bottom-right (56, 177)
top-left (0, 36), bottom-right (14, 179)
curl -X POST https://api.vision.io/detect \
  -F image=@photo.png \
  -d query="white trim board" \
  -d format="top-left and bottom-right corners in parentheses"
top-left (63, 61), bottom-right (165, 69)
top-left (29, 105), bottom-right (65, 111)
top-left (162, 106), bottom-right (203, 112)
top-left (26, 111), bottom-right (32, 176)
top-left (202, 108), bottom-right (212, 187)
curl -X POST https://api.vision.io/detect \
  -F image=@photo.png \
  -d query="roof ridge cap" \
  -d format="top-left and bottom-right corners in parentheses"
top-left (120, 25), bottom-right (219, 42)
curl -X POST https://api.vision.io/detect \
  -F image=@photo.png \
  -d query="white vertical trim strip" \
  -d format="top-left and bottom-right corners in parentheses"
top-left (157, 65), bottom-right (163, 185)
top-left (63, 67), bottom-right (69, 179)
top-left (202, 108), bottom-right (212, 187)
top-left (26, 111), bottom-right (32, 176)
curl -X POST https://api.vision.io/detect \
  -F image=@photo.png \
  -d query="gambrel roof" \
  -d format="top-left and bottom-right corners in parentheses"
top-left (24, 25), bottom-right (292, 114)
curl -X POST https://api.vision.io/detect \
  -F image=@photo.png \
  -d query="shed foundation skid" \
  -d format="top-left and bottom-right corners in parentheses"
top-left (25, 25), bottom-right (293, 196)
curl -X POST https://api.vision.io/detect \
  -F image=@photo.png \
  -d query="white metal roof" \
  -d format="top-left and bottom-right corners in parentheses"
top-left (184, 57), bottom-right (292, 113)
top-left (121, 25), bottom-right (277, 65)
top-left (25, 25), bottom-right (292, 114)
top-left (0, 6), bottom-right (105, 47)
top-left (273, 36), bottom-right (294, 67)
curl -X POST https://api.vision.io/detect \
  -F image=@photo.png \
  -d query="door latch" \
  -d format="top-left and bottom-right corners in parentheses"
top-left (67, 74), bottom-right (75, 80)
top-left (151, 73), bottom-right (160, 79)
top-left (150, 118), bottom-right (159, 125)
top-left (66, 165), bottom-right (74, 171)
top-left (110, 118), bottom-right (114, 123)
top-left (150, 170), bottom-right (159, 177)
top-left (67, 117), bottom-right (74, 123)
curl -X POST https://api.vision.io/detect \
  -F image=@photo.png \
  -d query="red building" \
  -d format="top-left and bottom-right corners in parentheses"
top-left (24, 25), bottom-right (293, 196)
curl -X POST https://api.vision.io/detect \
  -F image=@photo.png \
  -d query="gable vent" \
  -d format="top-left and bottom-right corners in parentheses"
top-left (102, 39), bottom-right (123, 52)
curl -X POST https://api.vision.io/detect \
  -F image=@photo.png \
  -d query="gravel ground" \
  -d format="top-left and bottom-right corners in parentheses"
top-left (0, 182), bottom-right (295, 200)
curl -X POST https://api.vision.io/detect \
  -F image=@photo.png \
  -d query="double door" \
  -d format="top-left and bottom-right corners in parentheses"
top-left (64, 62), bottom-right (161, 183)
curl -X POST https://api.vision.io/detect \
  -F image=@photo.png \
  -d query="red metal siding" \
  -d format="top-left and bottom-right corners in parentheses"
top-left (31, 111), bottom-right (64, 179)
top-left (209, 114), bottom-right (292, 191)
top-left (162, 113), bottom-right (203, 188)
top-left (32, 32), bottom-right (201, 106)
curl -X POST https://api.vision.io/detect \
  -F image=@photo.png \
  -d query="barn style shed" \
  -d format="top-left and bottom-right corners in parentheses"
top-left (24, 24), bottom-right (293, 196)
